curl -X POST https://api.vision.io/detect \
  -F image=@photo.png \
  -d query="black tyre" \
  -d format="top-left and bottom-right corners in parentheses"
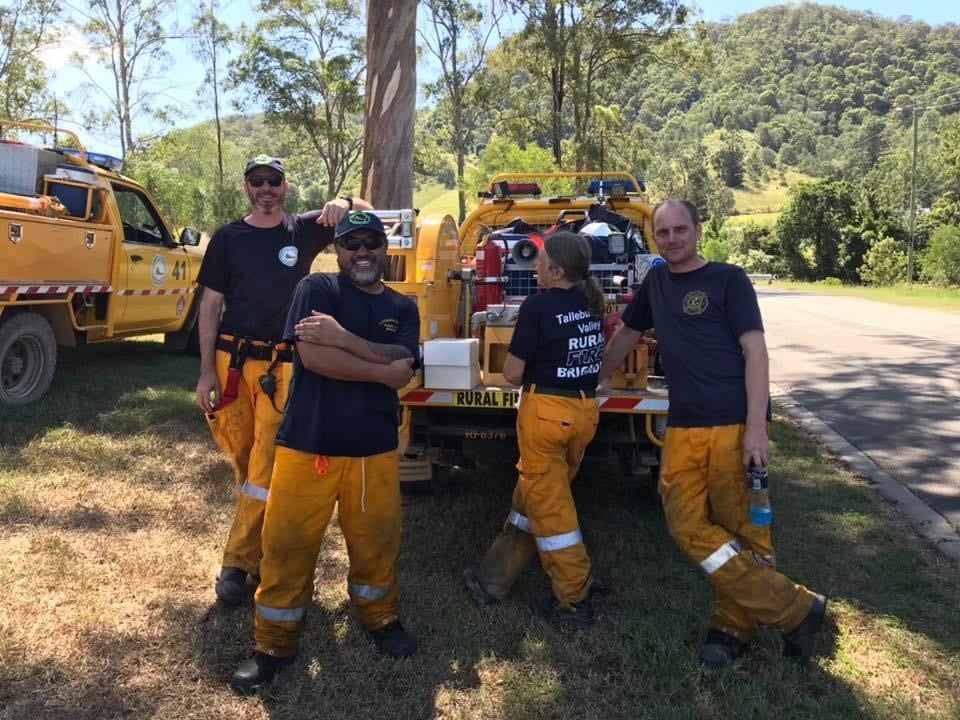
top-left (0, 313), bottom-right (57, 405)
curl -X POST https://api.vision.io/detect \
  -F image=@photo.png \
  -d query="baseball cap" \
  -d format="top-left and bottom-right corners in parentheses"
top-left (335, 211), bottom-right (386, 240)
top-left (244, 154), bottom-right (285, 177)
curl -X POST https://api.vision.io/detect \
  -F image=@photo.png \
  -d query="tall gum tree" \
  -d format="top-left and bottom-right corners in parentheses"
top-left (361, 0), bottom-right (417, 208)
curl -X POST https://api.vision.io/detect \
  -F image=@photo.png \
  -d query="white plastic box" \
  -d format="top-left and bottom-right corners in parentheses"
top-left (423, 339), bottom-right (481, 390)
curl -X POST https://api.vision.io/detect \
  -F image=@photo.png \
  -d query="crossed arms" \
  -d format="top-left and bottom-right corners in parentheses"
top-left (294, 311), bottom-right (414, 390)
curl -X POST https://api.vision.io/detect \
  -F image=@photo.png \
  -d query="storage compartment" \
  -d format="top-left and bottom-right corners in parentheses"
top-left (423, 338), bottom-right (481, 389)
top-left (481, 325), bottom-right (515, 386)
top-left (44, 179), bottom-right (93, 219)
top-left (0, 144), bottom-right (60, 196)
top-left (612, 345), bottom-right (648, 390)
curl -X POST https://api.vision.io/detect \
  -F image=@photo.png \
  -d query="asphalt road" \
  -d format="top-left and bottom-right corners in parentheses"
top-left (757, 287), bottom-right (960, 534)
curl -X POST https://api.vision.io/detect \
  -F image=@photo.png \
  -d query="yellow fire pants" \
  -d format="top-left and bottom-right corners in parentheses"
top-left (660, 424), bottom-right (816, 642)
top-left (205, 347), bottom-right (289, 576)
top-left (254, 446), bottom-right (402, 658)
top-left (478, 387), bottom-right (599, 605)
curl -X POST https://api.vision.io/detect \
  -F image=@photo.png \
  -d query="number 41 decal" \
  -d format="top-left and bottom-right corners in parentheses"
top-left (172, 260), bottom-right (187, 280)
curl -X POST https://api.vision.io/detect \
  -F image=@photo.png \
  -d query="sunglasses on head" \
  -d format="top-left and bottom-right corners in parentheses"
top-left (247, 175), bottom-right (284, 188)
top-left (337, 234), bottom-right (385, 251)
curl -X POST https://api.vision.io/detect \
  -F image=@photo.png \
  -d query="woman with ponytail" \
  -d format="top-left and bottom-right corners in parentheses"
top-left (463, 231), bottom-right (605, 628)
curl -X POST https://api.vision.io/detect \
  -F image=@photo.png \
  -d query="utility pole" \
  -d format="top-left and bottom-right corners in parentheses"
top-left (907, 103), bottom-right (919, 287)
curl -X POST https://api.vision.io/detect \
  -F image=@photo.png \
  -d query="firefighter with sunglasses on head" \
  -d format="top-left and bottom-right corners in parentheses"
top-left (229, 211), bottom-right (421, 694)
top-left (463, 230), bottom-right (605, 629)
top-left (194, 155), bottom-right (373, 606)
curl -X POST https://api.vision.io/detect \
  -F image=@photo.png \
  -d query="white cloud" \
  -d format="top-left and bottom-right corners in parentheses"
top-left (39, 26), bottom-right (89, 70)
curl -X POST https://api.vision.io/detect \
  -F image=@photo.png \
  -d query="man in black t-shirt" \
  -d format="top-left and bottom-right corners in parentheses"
top-left (600, 200), bottom-right (826, 669)
top-left (194, 154), bottom-right (373, 607)
top-left (230, 212), bottom-right (421, 695)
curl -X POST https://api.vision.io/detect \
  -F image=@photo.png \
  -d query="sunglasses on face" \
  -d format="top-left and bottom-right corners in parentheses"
top-left (247, 175), bottom-right (283, 188)
top-left (337, 234), bottom-right (385, 252)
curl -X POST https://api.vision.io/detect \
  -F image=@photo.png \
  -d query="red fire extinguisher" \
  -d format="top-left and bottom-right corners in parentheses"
top-left (475, 236), bottom-right (506, 311)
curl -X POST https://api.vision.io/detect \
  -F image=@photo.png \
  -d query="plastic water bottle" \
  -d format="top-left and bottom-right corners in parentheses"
top-left (747, 463), bottom-right (773, 527)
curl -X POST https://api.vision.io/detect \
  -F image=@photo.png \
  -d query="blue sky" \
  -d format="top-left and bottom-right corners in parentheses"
top-left (43, 1), bottom-right (957, 157)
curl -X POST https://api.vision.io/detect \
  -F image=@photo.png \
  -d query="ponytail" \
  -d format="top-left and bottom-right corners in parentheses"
top-left (575, 276), bottom-right (605, 318)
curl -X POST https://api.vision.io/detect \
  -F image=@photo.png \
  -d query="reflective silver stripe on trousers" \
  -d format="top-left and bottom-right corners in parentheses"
top-left (240, 481), bottom-right (268, 502)
top-left (700, 539), bottom-right (743, 575)
top-left (507, 510), bottom-right (532, 533)
top-left (349, 583), bottom-right (391, 601)
top-left (535, 528), bottom-right (583, 552)
top-left (257, 604), bottom-right (306, 622)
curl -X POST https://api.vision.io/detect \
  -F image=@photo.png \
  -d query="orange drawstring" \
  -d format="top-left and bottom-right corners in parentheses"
top-left (314, 455), bottom-right (329, 475)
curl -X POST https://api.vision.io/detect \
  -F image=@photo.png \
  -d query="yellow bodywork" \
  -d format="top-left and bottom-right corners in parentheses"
top-left (0, 120), bottom-right (203, 343)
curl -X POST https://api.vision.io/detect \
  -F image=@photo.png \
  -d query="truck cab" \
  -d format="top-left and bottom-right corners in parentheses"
top-left (0, 120), bottom-right (203, 405)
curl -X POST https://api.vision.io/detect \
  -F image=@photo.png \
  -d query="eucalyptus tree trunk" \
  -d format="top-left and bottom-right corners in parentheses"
top-left (361, 0), bottom-right (417, 208)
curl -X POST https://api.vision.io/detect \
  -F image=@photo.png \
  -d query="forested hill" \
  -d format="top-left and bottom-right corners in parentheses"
top-left (626, 3), bottom-right (960, 181)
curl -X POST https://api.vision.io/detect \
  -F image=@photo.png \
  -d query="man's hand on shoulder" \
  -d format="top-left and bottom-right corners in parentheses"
top-left (316, 197), bottom-right (374, 227)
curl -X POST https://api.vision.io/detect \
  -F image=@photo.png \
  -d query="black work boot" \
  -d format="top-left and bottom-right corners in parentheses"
top-left (531, 594), bottom-right (595, 629)
top-left (229, 652), bottom-right (295, 695)
top-left (369, 621), bottom-right (418, 658)
top-left (699, 629), bottom-right (747, 670)
top-left (783, 594), bottom-right (828, 662)
top-left (215, 567), bottom-right (254, 605)
top-left (463, 567), bottom-right (499, 607)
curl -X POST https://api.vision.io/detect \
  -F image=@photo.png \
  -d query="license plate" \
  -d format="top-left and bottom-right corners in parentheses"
top-left (452, 389), bottom-right (520, 408)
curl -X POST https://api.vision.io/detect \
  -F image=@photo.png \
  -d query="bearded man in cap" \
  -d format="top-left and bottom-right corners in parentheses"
top-left (230, 211), bottom-right (421, 695)
top-left (195, 155), bottom-right (373, 606)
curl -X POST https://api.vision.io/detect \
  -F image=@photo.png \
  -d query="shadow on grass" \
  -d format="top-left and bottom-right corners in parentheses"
top-left (0, 339), bottom-right (205, 449)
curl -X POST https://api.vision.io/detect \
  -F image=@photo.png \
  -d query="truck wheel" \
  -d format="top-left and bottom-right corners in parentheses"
top-left (0, 313), bottom-right (57, 405)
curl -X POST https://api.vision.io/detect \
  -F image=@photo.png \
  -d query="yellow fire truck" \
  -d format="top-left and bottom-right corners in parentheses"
top-left (0, 120), bottom-right (204, 405)
top-left (375, 172), bottom-right (668, 492)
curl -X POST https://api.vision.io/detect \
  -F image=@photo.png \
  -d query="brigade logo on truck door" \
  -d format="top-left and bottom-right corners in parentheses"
top-left (152, 255), bottom-right (167, 286)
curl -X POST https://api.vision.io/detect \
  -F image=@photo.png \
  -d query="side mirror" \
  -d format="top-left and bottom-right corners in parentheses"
top-left (179, 227), bottom-right (201, 246)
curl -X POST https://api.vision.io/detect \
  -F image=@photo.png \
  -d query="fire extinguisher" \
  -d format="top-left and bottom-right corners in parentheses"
top-left (475, 236), bottom-right (506, 311)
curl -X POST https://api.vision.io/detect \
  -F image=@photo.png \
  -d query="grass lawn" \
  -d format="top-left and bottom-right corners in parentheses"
top-left (774, 281), bottom-right (960, 314)
top-left (415, 183), bottom-right (461, 219)
top-left (1, 339), bottom-right (958, 719)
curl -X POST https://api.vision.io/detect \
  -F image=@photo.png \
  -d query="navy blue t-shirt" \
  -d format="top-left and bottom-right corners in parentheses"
top-left (509, 287), bottom-right (605, 390)
top-left (275, 273), bottom-right (421, 457)
top-left (621, 262), bottom-right (763, 427)
top-left (196, 211), bottom-right (332, 342)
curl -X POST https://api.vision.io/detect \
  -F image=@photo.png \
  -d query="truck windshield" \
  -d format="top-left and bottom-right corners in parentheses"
top-left (113, 184), bottom-right (171, 246)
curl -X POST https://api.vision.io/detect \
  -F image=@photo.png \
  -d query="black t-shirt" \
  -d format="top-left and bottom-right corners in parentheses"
top-left (275, 273), bottom-right (421, 457)
top-left (196, 211), bottom-right (333, 342)
top-left (622, 262), bottom-right (764, 427)
top-left (508, 287), bottom-right (605, 390)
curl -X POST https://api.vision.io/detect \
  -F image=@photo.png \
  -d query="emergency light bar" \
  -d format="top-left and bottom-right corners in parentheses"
top-left (587, 179), bottom-right (644, 196)
top-left (491, 181), bottom-right (542, 199)
top-left (57, 147), bottom-right (124, 172)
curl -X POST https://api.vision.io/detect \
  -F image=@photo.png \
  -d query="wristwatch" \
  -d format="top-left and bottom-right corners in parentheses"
top-left (340, 196), bottom-right (354, 211)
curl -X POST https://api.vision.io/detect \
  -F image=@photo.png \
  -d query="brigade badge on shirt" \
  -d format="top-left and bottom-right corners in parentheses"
top-left (379, 318), bottom-right (399, 333)
top-left (278, 245), bottom-right (299, 267)
top-left (682, 290), bottom-right (709, 316)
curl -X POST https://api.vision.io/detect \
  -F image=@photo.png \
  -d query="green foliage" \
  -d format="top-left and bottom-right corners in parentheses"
top-left (79, 0), bottom-right (178, 158)
top-left (229, 0), bottom-right (364, 198)
top-left (654, 141), bottom-right (735, 221)
top-left (465, 135), bottom-right (568, 201)
top-left (819, 276), bottom-right (842, 286)
top-left (776, 181), bottom-right (857, 280)
top-left (700, 237), bottom-right (731, 262)
top-left (711, 129), bottom-right (745, 187)
top-left (858, 236), bottom-right (908, 285)
top-left (0, 0), bottom-right (60, 122)
top-left (921, 225), bottom-right (960, 287)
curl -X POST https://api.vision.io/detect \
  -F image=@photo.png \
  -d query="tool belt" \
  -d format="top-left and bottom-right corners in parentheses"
top-left (523, 383), bottom-right (597, 399)
top-left (216, 334), bottom-right (292, 363)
